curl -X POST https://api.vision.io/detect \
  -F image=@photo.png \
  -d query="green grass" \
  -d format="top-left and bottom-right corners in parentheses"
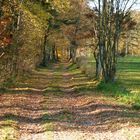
top-left (96, 81), bottom-right (140, 108)
top-left (97, 56), bottom-right (140, 109)
top-left (80, 56), bottom-right (140, 109)
top-left (66, 63), bottom-right (79, 71)
top-left (119, 56), bottom-right (140, 63)
top-left (117, 56), bottom-right (140, 109)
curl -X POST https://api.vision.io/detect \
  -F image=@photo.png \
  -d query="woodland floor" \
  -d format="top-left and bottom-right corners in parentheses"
top-left (0, 62), bottom-right (140, 140)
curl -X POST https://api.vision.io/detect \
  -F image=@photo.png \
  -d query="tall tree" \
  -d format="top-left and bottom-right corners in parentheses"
top-left (89, 0), bottom-right (138, 82)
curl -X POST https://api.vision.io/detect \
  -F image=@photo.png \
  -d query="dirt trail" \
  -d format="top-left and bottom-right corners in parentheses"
top-left (0, 63), bottom-right (140, 140)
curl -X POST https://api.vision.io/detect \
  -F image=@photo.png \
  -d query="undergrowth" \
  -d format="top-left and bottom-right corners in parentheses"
top-left (96, 81), bottom-right (140, 110)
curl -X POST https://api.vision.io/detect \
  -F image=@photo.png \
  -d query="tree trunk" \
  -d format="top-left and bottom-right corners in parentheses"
top-left (41, 33), bottom-right (50, 66)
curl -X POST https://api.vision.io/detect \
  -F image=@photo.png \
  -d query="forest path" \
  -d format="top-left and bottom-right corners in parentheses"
top-left (0, 62), bottom-right (140, 140)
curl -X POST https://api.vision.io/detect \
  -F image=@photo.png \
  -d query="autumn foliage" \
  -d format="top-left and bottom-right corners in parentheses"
top-left (0, 0), bottom-right (18, 52)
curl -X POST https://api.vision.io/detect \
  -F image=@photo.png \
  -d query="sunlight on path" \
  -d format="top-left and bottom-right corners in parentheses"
top-left (19, 128), bottom-right (140, 140)
top-left (20, 132), bottom-right (54, 140)
top-left (0, 62), bottom-right (140, 140)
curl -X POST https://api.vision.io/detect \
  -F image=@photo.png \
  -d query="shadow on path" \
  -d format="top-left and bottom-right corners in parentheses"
top-left (0, 62), bottom-right (140, 139)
